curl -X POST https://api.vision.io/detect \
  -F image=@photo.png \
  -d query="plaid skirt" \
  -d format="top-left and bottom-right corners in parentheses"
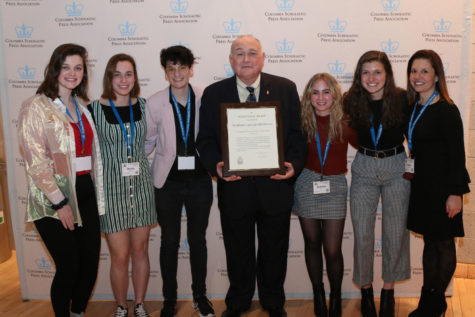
top-left (292, 168), bottom-right (348, 219)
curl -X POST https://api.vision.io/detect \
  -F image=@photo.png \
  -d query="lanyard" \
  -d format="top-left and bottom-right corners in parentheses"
top-left (315, 129), bottom-right (330, 180)
top-left (408, 90), bottom-right (438, 151)
top-left (62, 97), bottom-right (85, 149)
top-left (170, 87), bottom-right (191, 156)
top-left (109, 97), bottom-right (134, 156)
top-left (369, 118), bottom-right (383, 150)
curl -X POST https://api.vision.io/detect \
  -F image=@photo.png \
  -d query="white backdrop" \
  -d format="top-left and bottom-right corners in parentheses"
top-left (0, 0), bottom-right (472, 301)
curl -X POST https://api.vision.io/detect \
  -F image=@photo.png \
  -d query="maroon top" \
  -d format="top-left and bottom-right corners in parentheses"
top-left (304, 114), bottom-right (358, 175)
top-left (70, 113), bottom-right (94, 175)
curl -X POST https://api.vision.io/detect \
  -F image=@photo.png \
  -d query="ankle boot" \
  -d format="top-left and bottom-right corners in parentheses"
top-left (313, 283), bottom-right (328, 317)
top-left (329, 292), bottom-right (341, 317)
top-left (408, 286), bottom-right (429, 317)
top-left (361, 286), bottom-right (377, 317)
top-left (379, 289), bottom-right (394, 317)
top-left (408, 286), bottom-right (447, 317)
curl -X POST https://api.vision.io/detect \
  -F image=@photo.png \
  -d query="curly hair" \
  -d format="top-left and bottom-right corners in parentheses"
top-left (406, 49), bottom-right (453, 105)
top-left (36, 43), bottom-right (89, 101)
top-left (343, 50), bottom-right (405, 129)
top-left (301, 73), bottom-right (344, 143)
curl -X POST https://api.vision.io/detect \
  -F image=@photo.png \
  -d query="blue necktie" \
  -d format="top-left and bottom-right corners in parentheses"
top-left (246, 86), bottom-right (256, 102)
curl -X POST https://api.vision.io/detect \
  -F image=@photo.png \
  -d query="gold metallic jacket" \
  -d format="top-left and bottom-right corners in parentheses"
top-left (18, 94), bottom-right (105, 225)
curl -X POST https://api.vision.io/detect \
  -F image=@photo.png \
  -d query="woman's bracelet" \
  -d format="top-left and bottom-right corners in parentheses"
top-left (51, 197), bottom-right (69, 210)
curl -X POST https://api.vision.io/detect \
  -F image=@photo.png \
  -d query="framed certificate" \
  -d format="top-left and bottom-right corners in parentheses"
top-left (220, 101), bottom-right (285, 177)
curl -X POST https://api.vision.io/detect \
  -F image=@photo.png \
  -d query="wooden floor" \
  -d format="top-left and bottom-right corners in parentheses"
top-left (1, 252), bottom-right (475, 316)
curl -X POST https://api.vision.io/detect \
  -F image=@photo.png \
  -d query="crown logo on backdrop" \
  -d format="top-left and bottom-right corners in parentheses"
top-left (15, 24), bottom-right (33, 38)
top-left (18, 65), bottom-right (37, 79)
top-left (180, 237), bottom-right (190, 251)
top-left (443, 63), bottom-right (449, 73)
top-left (433, 18), bottom-right (451, 33)
top-left (35, 257), bottom-right (52, 270)
top-left (381, 0), bottom-right (400, 12)
top-left (118, 21), bottom-right (137, 36)
top-left (380, 39), bottom-right (399, 53)
top-left (65, 2), bottom-right (84, 17)
top-left (328, 60), bottom-right (346, 75)
top-left (222, 19), bottom-right (242, 34)
top-left (328, 18), bottom-right (347, 33)
top-left (275, 0), bottom-right (295, 11)
top-left (174, 41), bottom-right (190, 48)
top-left (224, 64), bottom-right (234, 77)
top-left (170, 0), bottom-right (188, 13)
top-left (275, 39), bottom-right (294, 53)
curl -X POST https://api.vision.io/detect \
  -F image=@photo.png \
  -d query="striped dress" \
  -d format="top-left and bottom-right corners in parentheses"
top-left (89, 98), bottom-right (156, 234)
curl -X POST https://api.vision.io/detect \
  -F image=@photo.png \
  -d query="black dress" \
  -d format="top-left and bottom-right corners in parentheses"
top-left (407, 100), bottom-right (470, 240)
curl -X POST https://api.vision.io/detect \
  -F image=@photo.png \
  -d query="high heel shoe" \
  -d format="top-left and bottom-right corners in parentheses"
top-left (328, 292), bottom-right (341, 317)
top-left (313, 283), bottom-right (328, 317)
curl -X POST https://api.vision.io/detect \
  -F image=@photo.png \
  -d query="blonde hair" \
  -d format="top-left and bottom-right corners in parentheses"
top-left (301, 73), bottom-right (344, 143)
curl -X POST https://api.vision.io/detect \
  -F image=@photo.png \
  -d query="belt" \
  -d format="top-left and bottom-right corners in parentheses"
top-left (358, 145), bottom-right (404, 158)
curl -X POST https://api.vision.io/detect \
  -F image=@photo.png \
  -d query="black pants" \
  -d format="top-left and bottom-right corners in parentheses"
top-left (34, 174), bottom-right (101, 317)
top-left (155, 176), bottom-right (213, 301)
top-left (218, 177), bottom-right (293, 311)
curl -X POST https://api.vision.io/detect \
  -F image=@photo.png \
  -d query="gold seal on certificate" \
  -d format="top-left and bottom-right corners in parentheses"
top-left (220, 101), bottom-right (285, 177)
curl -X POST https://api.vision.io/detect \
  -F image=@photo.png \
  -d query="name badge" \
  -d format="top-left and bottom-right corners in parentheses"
top-left (313, 180), bottom-right (330, 195)
top-left (405, 158), bottom-right (415, 173)
top-left (121, 162), bottom-right (140, 176)
top-left (75, 156), bottom-right (91, 172)
top-left (178, 156), bottom-right (195, 170)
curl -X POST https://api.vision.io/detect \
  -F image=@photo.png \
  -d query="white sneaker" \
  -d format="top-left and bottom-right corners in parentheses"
top-left (114, 305), bottom-right (128, 317)
top-left (134, 303), bottom-right (150, 317)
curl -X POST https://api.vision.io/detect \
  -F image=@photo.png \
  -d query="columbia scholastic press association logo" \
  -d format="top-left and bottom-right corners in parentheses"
top-left (380, 39), bottom-right (399, 53)
top-left (328, 17), bottom-right (347, 33)
top-left (35, 257), bottom-right (52, 270)
top-left (222, 19), bottom-right (242, 34)
top-left (275, 0), bottom-right (295, 11)
top-left (15, 24), bottom-right (33, 38)
top-left (328, 61), bottom-right (346, 75)
top-left (18, 65), bottom-right (37, 79)
top-left (381, 0), bottom-right (400, 12)
top-left (170, 0), bottom-right (188, 13)
top-left (65, 2), bottom-right (84, 17)
top-left (118, 21), bottom-right (137, 36)
top-left (275, 39), bottom-right (294, 53)
top-left (433, 18), bottom-right (452, 33)
top-left (224, 64), bottom-right (234, 77)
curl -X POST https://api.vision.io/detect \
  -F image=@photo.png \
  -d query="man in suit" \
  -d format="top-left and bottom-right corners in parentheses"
top-left (196, 35), bottom-right (306, 317)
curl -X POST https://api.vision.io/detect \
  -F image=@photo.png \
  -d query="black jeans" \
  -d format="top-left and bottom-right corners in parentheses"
top-left (34, 174), bottom-right (101, 317)
top-left (155, 175), bottom-right (213, 301)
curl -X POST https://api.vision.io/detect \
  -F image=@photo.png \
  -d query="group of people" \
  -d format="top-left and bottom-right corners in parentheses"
top-left (17, 34), bottom-right (469, 317)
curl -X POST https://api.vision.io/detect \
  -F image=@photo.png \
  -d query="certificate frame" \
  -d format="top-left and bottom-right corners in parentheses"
top-left (220, 101), bottom-right (286, 177)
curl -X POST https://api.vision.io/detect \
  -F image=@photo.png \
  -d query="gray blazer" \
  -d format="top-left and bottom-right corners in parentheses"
top-left (144, 85), bottom-right (204, 188)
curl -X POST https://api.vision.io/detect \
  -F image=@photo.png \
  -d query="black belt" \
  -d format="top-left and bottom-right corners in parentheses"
top-left (358, 145), bottom-right (404, 158)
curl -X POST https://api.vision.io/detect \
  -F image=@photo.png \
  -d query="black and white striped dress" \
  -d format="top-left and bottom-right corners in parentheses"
top-left (89, 98), bottom-right (156, 234)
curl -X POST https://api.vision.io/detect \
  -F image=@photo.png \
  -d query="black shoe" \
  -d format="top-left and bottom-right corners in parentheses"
top-left (193, 295), bottom-right (215, 317)
top-left (409, 286), bottom-right (447, 317)
top-left (313, 283), bottom-right (328, 317)
top-left (379, 289), bottom-right (394, 317)
top-left (329, 292), bottom-right (342, 317)
top-left (361, 286), bottom-right (377, 317)
top-left (266, 307), bottom-right (287, 317)
top-left (160, 300), bottom-right (176, 317)
top-left (221, 308), bottom-right (242, 317)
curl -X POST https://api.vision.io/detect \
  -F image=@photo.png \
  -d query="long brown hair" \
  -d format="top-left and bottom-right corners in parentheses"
top-left (406, 49), bottom-right (453, 105)
top-left (101, 53), bottom-right (140, 100)
top-left (301, 73), bottom-right (344, 143)
top-left (36, 43), bottom-right (89, 101)
top-left (343, 50), bottom-right (405, 129)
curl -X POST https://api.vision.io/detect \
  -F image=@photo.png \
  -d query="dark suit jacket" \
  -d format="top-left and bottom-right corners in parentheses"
top-left (196, 73), bottom-right (307, 212)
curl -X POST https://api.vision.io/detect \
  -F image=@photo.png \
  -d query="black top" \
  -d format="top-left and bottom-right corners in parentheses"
top-left (167, 86), bottom-right (208, 181)
top-left (357, 98), bottom-right (409, 150)
top-left (407, 100), bottom-right (470, 239)
top-left (87, 101), bottom-right (142, 124)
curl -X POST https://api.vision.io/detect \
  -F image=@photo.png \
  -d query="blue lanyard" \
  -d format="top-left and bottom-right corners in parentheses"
top-left (109, 97), bottom-right (134, 156)
top-left (408, 90), bottom-right (438, 151)
top-left (369, 118), bottom-right (383, 150)
top-left (62, 97), bottom-right (85, 149)
top-left (315, 129), bottom-right (330, 178)
top-left (170, 87), bottom-right (191, 155)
